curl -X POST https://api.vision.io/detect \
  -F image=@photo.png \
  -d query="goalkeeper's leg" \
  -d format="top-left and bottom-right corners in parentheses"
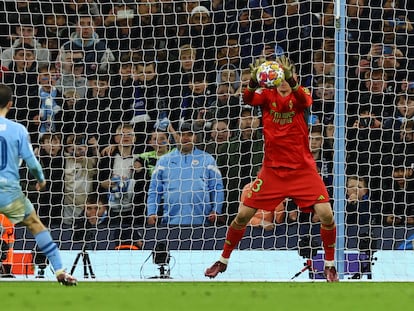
top-left (205, 203), bottom-right (257, 278)
top-left (314, 202), bottom-right (339, 282)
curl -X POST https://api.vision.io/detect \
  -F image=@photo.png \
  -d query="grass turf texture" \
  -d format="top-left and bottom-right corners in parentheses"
top-left (1, 282), bottom-right (413, 311)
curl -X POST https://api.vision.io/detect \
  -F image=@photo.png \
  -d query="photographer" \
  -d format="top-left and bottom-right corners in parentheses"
top-left (0, 214), bottom-right (15, 277)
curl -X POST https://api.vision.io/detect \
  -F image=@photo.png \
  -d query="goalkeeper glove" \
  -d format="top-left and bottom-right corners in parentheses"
top-left (248, 57), bottom-right (266, 90)
top-left (276, 55), bottom-right (298, 90)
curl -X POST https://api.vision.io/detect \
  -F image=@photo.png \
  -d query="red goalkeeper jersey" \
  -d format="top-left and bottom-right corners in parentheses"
top-left (243, 86), bottom-right (314, 169)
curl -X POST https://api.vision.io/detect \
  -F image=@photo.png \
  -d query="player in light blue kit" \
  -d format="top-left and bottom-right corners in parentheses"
top-left (0, 84), bottom-right (77, 285)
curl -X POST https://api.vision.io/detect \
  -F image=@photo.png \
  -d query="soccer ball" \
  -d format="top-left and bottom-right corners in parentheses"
top-left (256, 61), bottom-right (285, 89)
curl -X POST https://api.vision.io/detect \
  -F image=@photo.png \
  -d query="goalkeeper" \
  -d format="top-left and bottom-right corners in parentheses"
top-left (0, 84), bottom-right (77, 286)
top-left (205, 56), bottom-right (338, 282)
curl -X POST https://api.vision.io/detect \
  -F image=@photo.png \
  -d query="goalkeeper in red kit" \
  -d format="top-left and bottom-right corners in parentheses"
top-left (204, 56), bottom-right (339, 282)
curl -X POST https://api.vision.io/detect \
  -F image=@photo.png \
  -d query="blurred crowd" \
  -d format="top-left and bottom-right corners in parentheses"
top-left (0, 0), bottom-right (413, 249)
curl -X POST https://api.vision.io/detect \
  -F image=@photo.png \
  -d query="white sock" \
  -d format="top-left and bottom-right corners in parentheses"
top-left (219, 256), bottom-right (229, 265)
top-left (324, 260), bottom-right (335, 267)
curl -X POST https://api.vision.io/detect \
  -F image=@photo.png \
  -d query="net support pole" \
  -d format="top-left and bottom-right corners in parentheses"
top-left (334, 0), bottom-right (347, 280)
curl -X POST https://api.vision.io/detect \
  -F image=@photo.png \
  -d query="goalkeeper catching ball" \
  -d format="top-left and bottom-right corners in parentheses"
top-left (205, 56), bottom-right (339, 282)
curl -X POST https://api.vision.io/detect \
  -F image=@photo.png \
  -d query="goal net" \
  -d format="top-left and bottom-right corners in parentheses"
top-left (1, 0), bottom-right (414, 281)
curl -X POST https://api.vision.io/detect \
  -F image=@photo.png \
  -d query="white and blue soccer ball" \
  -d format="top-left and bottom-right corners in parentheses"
top-left (256, 61), bottom-right (285, 89)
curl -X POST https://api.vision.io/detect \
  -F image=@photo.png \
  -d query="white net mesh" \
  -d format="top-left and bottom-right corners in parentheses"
top-left (0, 0), bottom-right (414, 281)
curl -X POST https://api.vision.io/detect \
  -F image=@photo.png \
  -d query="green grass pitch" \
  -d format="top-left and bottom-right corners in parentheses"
top-left (1, 282), bottom-right (413, 311)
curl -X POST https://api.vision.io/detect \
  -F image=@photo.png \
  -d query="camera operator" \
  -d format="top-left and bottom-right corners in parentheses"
top-left (0, 214), bottom-right (14, 277)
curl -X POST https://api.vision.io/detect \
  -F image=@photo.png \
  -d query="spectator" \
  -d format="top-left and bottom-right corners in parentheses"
top-left (79, 74), bottom-right (114, 149)
top-left (167, 44), bottom-right (197, 125)
top-left (216, 63), bottom-right (240, 93)
top-left (1, 14), bottom-right (49, 68)
top-left (54, 89), bottom-right (80, 137)
top-left (40, 2), bottom-right (70, 55)
top-left (203, 119), bottom-right (232, 158)
top-left (215, 82), bottom-right (240, 126)
top-left (383, 90), bottom-right (414, 143)
top-left (55, 49), bottom-right (88, 99)
top-left (178, 71), bottom-right (216, 140)
top-left (34, 64), bottom-right (61, 141)
top-left (147, 122), bottom-right (224, 226)
top-left (345, 175), bottom-right (372, 228)
top-left (73, 193), bottom-right (110, 246)
top-left (217, 107), bottom-right (264, 222)
top-left (312, 76), bottom-right (335, 127)
top-left (309, 124), bottom-right (333, 199)
top-left (62, 134), bottom-right (98, 226)
top-left (104, 1), bottom-right (140, 60)
top-left (180, 5), bottom-right (218, 79)
top-left (98, 123), bottom-right (144, 248)
top-left (33, 133), bottom-right (64, 228)
top-left (57, 10), bottom-right (115, 76)
top-left (381, 155), bottom-right (414, 226)
top-left (3, 43), bottom-right (38, 130)
top-left (130, 54), bottom-right (169, 151)
top-left (109, 52), bottom-right (136, 127)
top-left (215, 34), bottom-right (242, 70)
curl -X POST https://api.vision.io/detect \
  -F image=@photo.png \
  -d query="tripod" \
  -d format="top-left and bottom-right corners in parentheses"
top-left (149, 264), bottom-right (172, 279)
top-left (70, 245), bottom-right (95, 279)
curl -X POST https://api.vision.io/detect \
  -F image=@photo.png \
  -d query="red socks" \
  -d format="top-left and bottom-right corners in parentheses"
top-left (320, 223), bottom-right (336, 261)
top-left (221, 225), bottom-right (246, 259)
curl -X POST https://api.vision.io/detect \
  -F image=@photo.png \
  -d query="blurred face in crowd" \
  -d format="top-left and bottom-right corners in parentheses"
top-left (239, 109), bottom-right (259, 140)
top-left (400, 121), bottom-right (414, 142)
top-left (397, 96), bottom-right (414, 119)
top-left (13, 48), bottom-right (35, 71)
top-left (347, 0), bottom-right (366, 18)
top-left (309, 129), bottom-right (323, 154)
top-left (41, 134), bottom-right (62, 157)
top-left (119, 63), bottom-right (133, 82)
top-left (115, 126), bottom-right (136, 146)
top-left (364, 70), bottom-right (388, 93)
top-left (88, 78), bottom-right (109, 98)
top-left (179, 46), bottom-right (196, 72)
top-left (179, 131), bottom-right (195, 154)
top-left (62, 51), bottom-right (84, 75)
top-left (346, 177), bottom-right (368, 201)
top-left (189, 76), bottom-right (207, 95)
top-left (134, 62), bottom-right (156, 83)
top-left (77, 16), bottom-right (94, 39)
top-left (393, 167), bottom-right (413, 189)
top-left (85, 201), bottom-right (107, 225)
top-left (216, 83), bottom-right (234, 103)
top-left (210, 121), bottom-right (231, 144)
top-left (16, 25), bottom-right (36, 44)
top-left (149, 131), bottom-right (169, 154)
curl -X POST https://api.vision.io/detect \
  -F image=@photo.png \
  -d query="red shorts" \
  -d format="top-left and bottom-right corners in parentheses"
top-left (242, 165), bottom-right (330, 213)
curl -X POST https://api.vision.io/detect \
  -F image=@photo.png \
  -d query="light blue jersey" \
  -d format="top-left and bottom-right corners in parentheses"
top-left (0, 116), bottom-right (45, 207)
top-left (147, 148), bottom-right (224, 225)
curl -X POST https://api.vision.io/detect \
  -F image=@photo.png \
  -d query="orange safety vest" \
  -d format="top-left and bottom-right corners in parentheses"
top-left (0, 214), bottom-right (15, 265)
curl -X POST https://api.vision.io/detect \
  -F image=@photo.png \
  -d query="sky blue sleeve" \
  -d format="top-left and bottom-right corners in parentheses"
top-left (19, 129), bottom-right (45, 183)
top-left (146, 162), bottom-right (164, 216)
top-left (207, 157), bottom-right (224, 214)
